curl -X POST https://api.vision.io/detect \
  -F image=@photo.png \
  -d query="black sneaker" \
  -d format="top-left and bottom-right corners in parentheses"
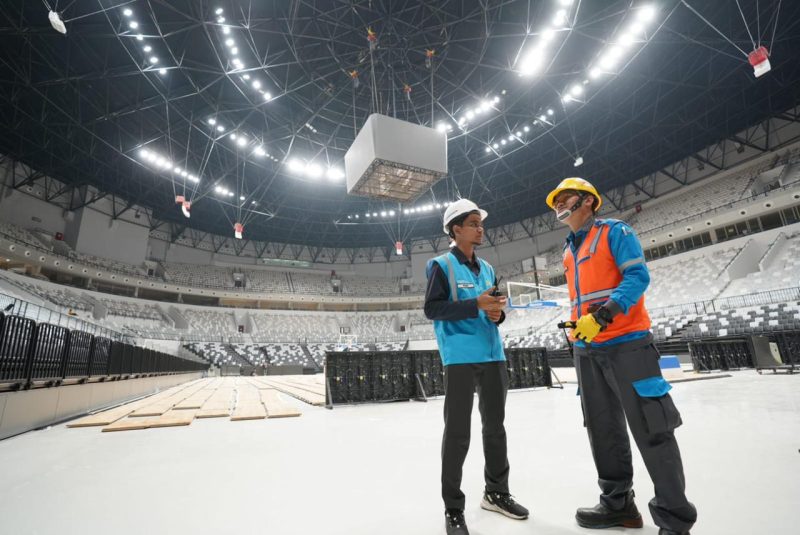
top-left (658, 530), bottom-right (690, 535)
top-left (445, 509), bottom-right (469, 535)
top-left (480, 491), bottom-right (529, 519)
top-left (575, 490), bottom-right (643, 529)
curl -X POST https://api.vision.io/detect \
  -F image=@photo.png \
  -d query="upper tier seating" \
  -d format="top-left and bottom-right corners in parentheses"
top-left (0, 222), bottom-right (49, 250)
top-left (719, 234), bottom-right (800, 297)
top-left (164, 263), bottom-right (235, 288)
top-left (245, 270), bottom-right (292, 293)
top-left (626, 172), bottom-right (755, 234)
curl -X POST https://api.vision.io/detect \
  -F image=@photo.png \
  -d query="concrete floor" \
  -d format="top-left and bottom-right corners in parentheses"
top-left (0, 370), bottom-right (797, 535)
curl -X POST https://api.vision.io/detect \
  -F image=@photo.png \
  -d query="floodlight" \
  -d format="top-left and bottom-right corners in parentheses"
top-left (306, 163), bottom-right (323, 178)
top-left (636, 6), bottom-right (657, 23)
top-left (326, 168), bottom-right (344, 181)
top-left (287, 159), bottom-right (304, 173)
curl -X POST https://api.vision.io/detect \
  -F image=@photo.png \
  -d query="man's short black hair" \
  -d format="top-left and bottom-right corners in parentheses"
top-left (447, 209), bottom-right (481, 239)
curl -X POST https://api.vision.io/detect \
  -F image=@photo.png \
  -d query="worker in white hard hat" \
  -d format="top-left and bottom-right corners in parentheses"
top-left (547, 177), bottom-right (696, 535)
top-left (424, 198), bottom-right (529, 535)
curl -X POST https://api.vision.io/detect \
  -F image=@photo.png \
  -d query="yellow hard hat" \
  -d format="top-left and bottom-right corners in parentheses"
top-left (545, 177), bottom-right (602, 211)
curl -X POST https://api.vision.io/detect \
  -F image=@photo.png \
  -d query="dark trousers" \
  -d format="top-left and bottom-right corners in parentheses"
top-left (441, 360), bottom-right (510, 510)
top-left (575, 335), bottom-right (697, 532)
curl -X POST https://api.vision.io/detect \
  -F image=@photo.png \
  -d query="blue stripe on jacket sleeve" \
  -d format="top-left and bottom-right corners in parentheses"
top-left (607, 222), bottom-right (650, 314)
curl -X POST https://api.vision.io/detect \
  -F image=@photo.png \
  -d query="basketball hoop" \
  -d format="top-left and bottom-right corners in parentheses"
top-left (506, 281), bottom-right (570, 309)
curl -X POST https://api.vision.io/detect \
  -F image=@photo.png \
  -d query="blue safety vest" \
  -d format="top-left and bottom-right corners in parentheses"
top-left (426, 252), bottom-right (506, 366)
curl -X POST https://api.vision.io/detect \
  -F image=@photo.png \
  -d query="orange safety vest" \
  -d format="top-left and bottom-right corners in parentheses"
top-left (563, 221), bottom-right (650, 344)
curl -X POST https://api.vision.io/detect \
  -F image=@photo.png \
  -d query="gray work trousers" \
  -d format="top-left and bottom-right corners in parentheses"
top-left (575, 335), bottom-right (697, 532)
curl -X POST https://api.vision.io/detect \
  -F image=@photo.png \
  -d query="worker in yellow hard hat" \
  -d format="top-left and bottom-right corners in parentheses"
top-left (546, 177), bottom-right (696, 535)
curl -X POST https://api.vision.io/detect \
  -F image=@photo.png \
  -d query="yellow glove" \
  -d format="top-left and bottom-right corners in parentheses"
top-left (572, 313), bottom-right (603, 343)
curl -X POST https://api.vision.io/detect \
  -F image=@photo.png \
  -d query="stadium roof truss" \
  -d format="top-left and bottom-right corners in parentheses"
top-left (1, 0), bottom-right (799, 253)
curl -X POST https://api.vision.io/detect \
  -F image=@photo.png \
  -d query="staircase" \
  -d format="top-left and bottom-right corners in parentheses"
top-left (301, 344), bottom-right (321, 370)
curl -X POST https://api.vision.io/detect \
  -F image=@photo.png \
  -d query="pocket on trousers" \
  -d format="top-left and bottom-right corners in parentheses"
top-left (632, 376), bottom-right (682, 435)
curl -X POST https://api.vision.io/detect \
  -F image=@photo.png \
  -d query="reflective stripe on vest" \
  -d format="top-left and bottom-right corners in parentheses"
top-left (570, 288), bottom-right (615, 308)
top-left (442, 254), bottom-right (459, 302)
top-left (563, 220), bottom-right (650, 344)
top-left (429, 252), bottom-right (506, 365)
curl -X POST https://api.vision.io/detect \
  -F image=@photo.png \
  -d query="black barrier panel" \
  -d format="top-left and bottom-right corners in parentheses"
top-left (413, 350), bottom-right (445, 398)
top-left (689, 338), bottom-right (753, 371)
top-left (108, 341), bottom-right (127, 375)
top-left (0, 314), bottom-right (35, 382)
top-left (64, 330), bottom-right (93, 379)
top-left (127, 346), bottom-right (145, 374)
top-left (328, 351), bottom-right (384, 404)
top-left (143, 349), bottom-right (155, 374)
top-left (370, 352), bottom-right (415, 401)
top-left (89, 337), bottom-right (111, 376)
top-left (29, 323), bottom-right (69, 382)
top-left (325, 349), bottom-right (554, 405)
top-left (505, 347), bottom-right (552, 389)
top-left (122, 344), bottom-right (135, 375)
top-left (773, 331), bottom-right (800, 367)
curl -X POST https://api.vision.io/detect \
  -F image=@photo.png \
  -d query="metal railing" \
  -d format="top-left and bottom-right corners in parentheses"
top-left (0, 292), bottom-right (130, 342)
top-left (648, 287), bottom-right (800, 319)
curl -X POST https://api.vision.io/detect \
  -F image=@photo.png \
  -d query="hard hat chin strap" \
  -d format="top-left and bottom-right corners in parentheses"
top-left (556, 192), bottom-right (588, 221)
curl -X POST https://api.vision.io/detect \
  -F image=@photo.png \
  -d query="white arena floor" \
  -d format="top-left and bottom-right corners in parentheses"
top-left (0, 370), bottom-right (797, 535)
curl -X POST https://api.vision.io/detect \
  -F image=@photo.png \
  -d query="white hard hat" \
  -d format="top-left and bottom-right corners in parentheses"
top-left (442, 198), bottom-right (488, 235)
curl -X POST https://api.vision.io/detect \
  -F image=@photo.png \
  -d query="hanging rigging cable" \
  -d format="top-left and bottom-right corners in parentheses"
top-left (680, 0), bottom-right (749, 57)
top-left (367, 27), bottom-right (379, 113)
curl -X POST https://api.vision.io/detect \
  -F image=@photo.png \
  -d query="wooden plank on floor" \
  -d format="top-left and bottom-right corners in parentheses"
top-left (67, 384), bottom-right (189, 427)
top-left (283, 378), bottom-right (325, 396)
top-left (261, 379), bottom-right (326, 406)
top-left (129, 381), bottom-right (208, 416)
top-left (230, 385), bottom-right (266, 420)
top-left (101, 409), bottom-right (197, 432)
top-left (148, 409), bottom-right (198, 428)
top-left (174, 389), bottom-right (214, 409)
top-left (230, 403), bottom-right (267, 420)
top-left (261, 390), bottom-right (301, 418)
top-left (195, 408), bottom-right (231, 418)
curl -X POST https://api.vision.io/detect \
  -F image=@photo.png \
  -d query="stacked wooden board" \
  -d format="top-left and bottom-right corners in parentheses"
top-left (66, 376), bottom-right (319, 432)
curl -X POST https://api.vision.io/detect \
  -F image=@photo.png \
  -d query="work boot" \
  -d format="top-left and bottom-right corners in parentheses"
top-left (575, 490), bottom-right (643, 529)
top-left (445, 509), bottom-right (469, 535)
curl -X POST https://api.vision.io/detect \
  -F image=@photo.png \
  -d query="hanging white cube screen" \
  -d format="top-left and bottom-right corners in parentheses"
top-left (345, 113), bottom-right (448, 202)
